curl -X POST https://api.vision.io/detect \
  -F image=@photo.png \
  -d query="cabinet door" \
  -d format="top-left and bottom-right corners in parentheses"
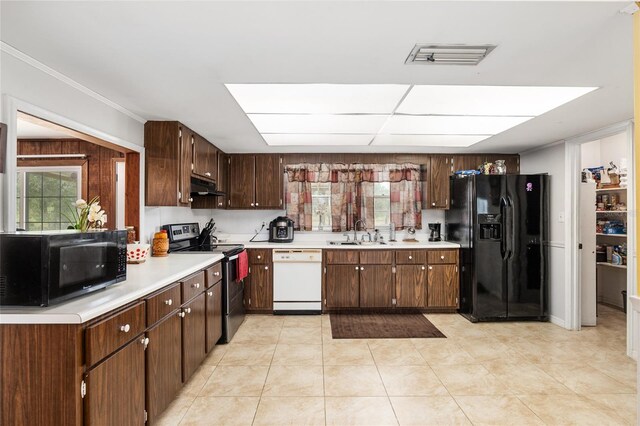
top-left (427, 264), bottom-right (459, 308)
top-left (229, 155), bottom-right (256, 208)
top-left (396, 265), bottom-right (427, 308)
top-left (216, 152), bottom-right (229, 208)
top-left (325, 265), bottom-right (360, 308)
top-left (452, 155), bottom-right (484, 173)
top-left (249, 264), bottom-right (273, 310)
top-left (429, 155), bottom-right (451, 209)
top-left (359, 265), bottom-right (393, 307)
top-left (84, 337), bottom-right (146, 426)
top-left (181, 292), bottom-right (206, 382)
top-left (255, 155), bottom-right (282, 209)
top-left (146, 313), bottom-right (182, 424)
top-left (178, 125), bottom-right (193, 205)
top-left (192, 133), bottom-right (210, 179)
top-left (205, 282), bottom-right (223, 352)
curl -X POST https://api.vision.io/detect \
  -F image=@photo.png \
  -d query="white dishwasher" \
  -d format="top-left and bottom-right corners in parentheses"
top-left (273, 249), bottom-right (322, 314)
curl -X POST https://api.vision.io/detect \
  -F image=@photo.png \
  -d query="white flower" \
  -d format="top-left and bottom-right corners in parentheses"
top-left (75, 199), bottom-right (87, 209)
top-left (101, 214), bottom-right (107, 224)
top-left (89, 203), bottom-right (101, 213)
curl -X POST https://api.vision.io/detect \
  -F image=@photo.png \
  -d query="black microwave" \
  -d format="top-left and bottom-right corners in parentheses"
top-left (0, 230), bottom-right (127, 306)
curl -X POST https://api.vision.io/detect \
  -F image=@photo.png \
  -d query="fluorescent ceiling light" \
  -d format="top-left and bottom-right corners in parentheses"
top-left (372, 134), bottom-right (490, 147)
top-left (226, 84), bottom-right (409, 114)
top-left (397, 85), bottom-right (597, 116)
top-left (247, 114), bottom-right (389, 134)
top-left (382, 115), bottom-right (533, 135)
top-left (262, 134), bottom-right (373, 146)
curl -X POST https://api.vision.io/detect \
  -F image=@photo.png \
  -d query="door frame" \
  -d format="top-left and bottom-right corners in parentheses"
top-left (1, 95), bottom-right (145, 236)
top-left (564, 119), bottom-right (637, 358)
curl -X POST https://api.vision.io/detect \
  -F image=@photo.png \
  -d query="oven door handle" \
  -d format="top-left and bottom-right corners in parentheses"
top-left (227, 254), bottom-right (239, 261)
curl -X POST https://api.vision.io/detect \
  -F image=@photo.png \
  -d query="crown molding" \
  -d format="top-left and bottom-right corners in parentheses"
top-left (1, 41), bottom-right (146, 124)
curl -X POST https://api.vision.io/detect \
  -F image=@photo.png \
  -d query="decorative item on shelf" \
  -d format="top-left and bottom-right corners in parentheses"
top-left (152, 230), bottom-right (169, 257)
top-left (65, 196), bottom-right (107, 231)
top-left (127, 243), bottom-right (150, 264)
top-left (481, 162), bottom-right (494, 175)
top-left (126, 226), bottom-right (136, 244)
top-left (603, 220), bottom-right (626, 235)
top-left (618, 158), bottom-right (628, 188)
top-left (494, 160), bottom-right (507, 175)
top-left (606, 161), bottom-right (620, 186)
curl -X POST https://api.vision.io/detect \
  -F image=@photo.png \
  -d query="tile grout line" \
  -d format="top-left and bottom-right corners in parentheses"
top-left (250, 319), bottom-right (283, 426)
top-left (322, 315), bottom-right (328, 426)
top-left (367, 340), bottom-right (400, 426)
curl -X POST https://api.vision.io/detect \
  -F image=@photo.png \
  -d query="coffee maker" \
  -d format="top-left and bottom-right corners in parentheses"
top-left (428, 223), bottom-right (442, 242)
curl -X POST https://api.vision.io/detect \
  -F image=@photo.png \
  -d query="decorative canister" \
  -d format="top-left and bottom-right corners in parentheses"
top-left (126, 226), bottom-right (136, 244)
top-left (494, 160), bottom-right (507, 175)
top-left (152, 230), bottom-right (169, 257)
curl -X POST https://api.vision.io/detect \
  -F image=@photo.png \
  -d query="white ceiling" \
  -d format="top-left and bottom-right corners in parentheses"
top-left (0, 1), bottom-right (634, 154)
top-left (16, 119), bottom-right (72, 139)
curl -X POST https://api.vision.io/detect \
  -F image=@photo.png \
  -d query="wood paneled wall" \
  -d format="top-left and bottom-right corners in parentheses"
top-left (17, 138), bottom-right (124, 230)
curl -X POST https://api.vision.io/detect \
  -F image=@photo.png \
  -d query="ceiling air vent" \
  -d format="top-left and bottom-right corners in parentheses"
top-left (405, 44), bottom-right (496, 66)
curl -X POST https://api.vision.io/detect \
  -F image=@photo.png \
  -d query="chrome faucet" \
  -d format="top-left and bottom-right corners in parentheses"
top-left (353, 219), bottom-right (366, 242)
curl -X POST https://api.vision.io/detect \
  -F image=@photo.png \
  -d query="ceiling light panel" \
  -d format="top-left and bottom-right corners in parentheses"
top-left (248, 114), bottom-right (389, 134)
top-left (382, 115), bottom-right (533, 135)
top-left (262, 134), bottom-right (374, 146)
top-left (397, 85), bottom-right (597, 116)
top-left (372, 134), bottom-right (490, 147)
top-left (226, 84), bottom-right (409, 114)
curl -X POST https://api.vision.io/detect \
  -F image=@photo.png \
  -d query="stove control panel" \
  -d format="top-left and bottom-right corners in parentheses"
top-left (162, 223), bottom-right (200, 243)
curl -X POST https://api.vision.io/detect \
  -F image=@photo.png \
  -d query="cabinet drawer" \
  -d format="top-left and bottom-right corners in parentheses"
top-left (249, 249), bottom-right (272, 264)
top-left (146, 283), bottom-right (181, 326)
top-left (359, 250), bottom-right (393, 265)
top-left (325, 250), bottom-right (359, 264)
top-left (182, 271), bottom-right (206, 302)
top-left (85, 301), bottom-right (146, 367)
top-left (395, 250), bottom-right (427, 264)
top-left (205, 263), bottom-right (223, 287)
top-left (428, 250), bottom-right (458, 264)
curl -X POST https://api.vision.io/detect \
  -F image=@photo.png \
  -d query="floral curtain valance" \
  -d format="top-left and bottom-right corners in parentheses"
top-left (285, 163), bottom-right (422, 232)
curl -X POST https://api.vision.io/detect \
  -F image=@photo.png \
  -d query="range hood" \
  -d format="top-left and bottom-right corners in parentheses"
top-left (191, 177), bottom-right (225, 197)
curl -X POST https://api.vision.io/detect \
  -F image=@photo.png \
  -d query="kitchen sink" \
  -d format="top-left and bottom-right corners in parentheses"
top-left (327, 241), bottom-right (386, 246)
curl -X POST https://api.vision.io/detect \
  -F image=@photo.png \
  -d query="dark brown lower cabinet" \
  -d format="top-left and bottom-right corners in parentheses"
top-left (146, 313), bottom-right (182, 424)
top-left (427, 264), bottom-right (459, 308)
top-left (181, 293), bottom-right (206, 382)
top-left (247, 264), bottom-right (273, 310)
top-left (83, 336), bottom-right (146, 426)
top-left (359, 265), bottom-right (393, 307)
top-left (396, 265), bottom-right (427, 308)
top-left (205, 282), bottom-right (223, 352)
top-left (325, 265), bottom-right (360, 308)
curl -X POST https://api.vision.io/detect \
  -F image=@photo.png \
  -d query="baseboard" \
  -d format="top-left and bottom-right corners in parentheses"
top-left (549, 315), bottom-right (566, 328)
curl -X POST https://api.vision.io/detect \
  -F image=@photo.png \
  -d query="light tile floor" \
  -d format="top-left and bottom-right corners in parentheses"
top-left (158, 305), bottom-right (637, 425)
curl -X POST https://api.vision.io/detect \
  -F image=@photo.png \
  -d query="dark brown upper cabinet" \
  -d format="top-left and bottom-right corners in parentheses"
top-left (192, 133), bottom-right (218, 182)
top-left (452, 155), bottom-right (485, 174)
top-left (229, 154), bottom-right (283, 209)
top-left (216, 152), bottom-right (230, 209)
top-left (144, 121), bottom-right (193, 206)
top-left (428, 155), bottom-right (452, 209)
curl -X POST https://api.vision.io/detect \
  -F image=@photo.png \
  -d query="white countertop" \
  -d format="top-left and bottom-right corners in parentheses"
top-left (0, 253), bottom-right (224, 325)
top-left (228, 240), bottom-right (460, 250)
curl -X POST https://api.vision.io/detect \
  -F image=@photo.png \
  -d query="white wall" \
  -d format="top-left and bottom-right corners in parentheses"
top-left (520, 143), bottom-right (566, 325)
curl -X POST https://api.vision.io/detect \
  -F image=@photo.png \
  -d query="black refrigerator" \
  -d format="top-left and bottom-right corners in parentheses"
top-left (445, 174), bottom-right (549, 322)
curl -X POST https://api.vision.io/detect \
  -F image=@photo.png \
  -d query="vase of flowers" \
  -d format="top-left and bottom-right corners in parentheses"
top-left (66, 196), bottom-right (107, 231)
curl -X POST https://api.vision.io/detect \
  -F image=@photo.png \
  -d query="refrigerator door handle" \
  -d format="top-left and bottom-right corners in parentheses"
top-left (506, 196), bottom-right (515, 260)
top-left (500, 197), bottom-right (508, 259)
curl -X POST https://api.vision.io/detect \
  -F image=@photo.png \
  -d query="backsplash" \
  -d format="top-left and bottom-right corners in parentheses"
top-left (144, 206), bottom-right (446, 243)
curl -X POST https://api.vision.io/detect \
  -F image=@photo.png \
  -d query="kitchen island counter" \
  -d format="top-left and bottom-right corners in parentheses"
top-left (0, 253), bottom-right (223, 324)
top-left (226, 240), bottom-right (460, 250)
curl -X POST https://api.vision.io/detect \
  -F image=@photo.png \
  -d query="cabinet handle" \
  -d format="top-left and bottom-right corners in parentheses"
top-left (218, 202), bottom-right (223, 207)
top-left (440, 255), bottom-right (445, 260)
top-left (192, 282), bottom-right (200, 289)
top-left (140, 337), bottom-right (149, 348)
top-left (421, 266), bottom-right (426, 270)
top-left (178, 311), bottom-right (186, 318)
top-left (251, 203), bottom-right (254, 207)
top-left (205, 172), bottom-right (211, 177)
top-left (189, 197), bottom-right (193, 202)
top-left (257, 255), bottom-right (262, 259)
top-left (165, 299), bottom-right (173, 306)
top-left (360, 267), bottom-right (365, 271)
top-left (214, 271), bottom-right (220, 277)
top-left (264, 266), bottom-right (269, 270)
top-left (429, 266), bottom-right (433, 270)
top-left (255, 203), bottom-right (260, 207)
top-left (409, 255), bottom-right (413, 260)
top-left (432, 202), bottom-right (436, 206)
top-left (355, 266), bottom-right (359, 270)
top-left (120, 324), bottom-right (131, 333)
top-left (208, 291), bottom-right (213, 297)
top-left (185, 307), bottom-right (192, 314)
